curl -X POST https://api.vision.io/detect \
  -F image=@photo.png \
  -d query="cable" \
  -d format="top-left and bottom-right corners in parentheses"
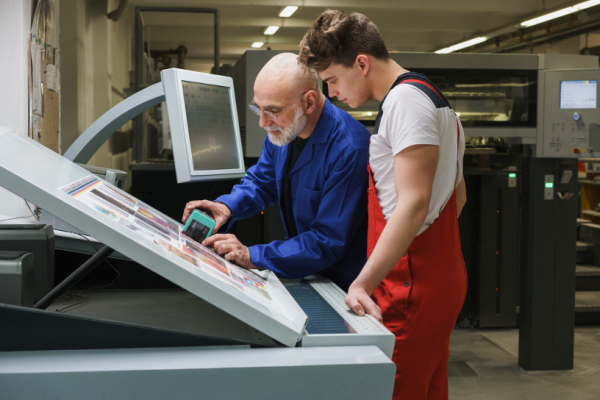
top-left (55, 233), bottom-right (121, 313)
top-left (24, 201), bottom-right (40, 221)
top-left (0, 200), bottom-right (39, 223)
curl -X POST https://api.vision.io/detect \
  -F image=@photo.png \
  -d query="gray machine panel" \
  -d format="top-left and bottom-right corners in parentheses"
top-left (539, 69), bottom-right (600, 158)
top-left (0, 346), bottom-right (395, 400)
top-left (0, 131), bottom-right (307, 347)
top-left (391, 52), bottom-right (539, 70)
top-left (297, 276), bottom-right (395, 359)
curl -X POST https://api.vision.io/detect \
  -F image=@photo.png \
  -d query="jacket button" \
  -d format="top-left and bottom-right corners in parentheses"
top-left (403, 252), bottom-right (407, 257)
top-left (404, 281), bottom-right (410, 287)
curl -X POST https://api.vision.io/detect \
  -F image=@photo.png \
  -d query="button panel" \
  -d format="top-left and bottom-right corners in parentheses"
top-left (305, 276), bottom-right (383, 334)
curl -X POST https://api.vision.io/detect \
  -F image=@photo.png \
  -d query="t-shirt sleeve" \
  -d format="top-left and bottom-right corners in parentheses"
top-left (380, 84), bottom-right (440, 156)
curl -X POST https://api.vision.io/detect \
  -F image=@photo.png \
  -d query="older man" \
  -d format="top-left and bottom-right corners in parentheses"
top-left (182, 53), bottom-right (370, 291)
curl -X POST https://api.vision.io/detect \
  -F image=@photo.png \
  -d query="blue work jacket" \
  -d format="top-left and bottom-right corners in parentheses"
top-left (215, 99), bottom-right (370, 291)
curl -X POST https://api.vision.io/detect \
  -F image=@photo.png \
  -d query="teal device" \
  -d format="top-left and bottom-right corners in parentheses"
top-left (183, 210), bottom-right (216, 242)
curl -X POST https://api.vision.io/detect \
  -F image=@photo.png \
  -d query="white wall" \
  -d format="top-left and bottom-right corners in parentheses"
top-left (60, 0), bottom-right (134, 174)
top-left (0, 0), bottom-right (35, 220)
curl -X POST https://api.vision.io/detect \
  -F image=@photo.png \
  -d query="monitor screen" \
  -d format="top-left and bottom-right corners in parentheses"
top-left (560, 80), bottom-right (597, 109)
top-left (181, 81), bottom-right (241, 171)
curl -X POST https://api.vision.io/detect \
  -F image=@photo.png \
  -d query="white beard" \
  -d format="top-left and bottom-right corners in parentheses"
top-left (264, 105), bottom-right (308, 147)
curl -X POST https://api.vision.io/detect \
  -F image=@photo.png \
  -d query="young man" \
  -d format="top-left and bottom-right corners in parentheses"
top-left (183, 53), bottom-right (371, 292)
top-left (298, 11), bottom-right (467, 400)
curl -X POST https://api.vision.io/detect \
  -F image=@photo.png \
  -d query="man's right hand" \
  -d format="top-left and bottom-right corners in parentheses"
top-left (182, 200), bottom-right (232, 233)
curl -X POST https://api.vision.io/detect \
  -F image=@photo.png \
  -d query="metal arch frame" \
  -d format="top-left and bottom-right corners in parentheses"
top-left (63, 82), bottom-right (165, 164)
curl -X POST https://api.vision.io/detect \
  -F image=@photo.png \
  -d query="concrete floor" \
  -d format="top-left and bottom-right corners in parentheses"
top-left (449, 327), bottom-right (600, 399)
top-left (53, 289), bottom-right (600, 399)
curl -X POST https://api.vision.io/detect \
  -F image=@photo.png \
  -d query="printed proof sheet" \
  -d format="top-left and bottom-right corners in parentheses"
top-left (61, 176), bottom-right (275, 309)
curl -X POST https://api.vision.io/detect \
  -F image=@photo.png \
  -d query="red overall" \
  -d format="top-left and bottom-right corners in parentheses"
top-left (368, 80), bottom-right (468, 400)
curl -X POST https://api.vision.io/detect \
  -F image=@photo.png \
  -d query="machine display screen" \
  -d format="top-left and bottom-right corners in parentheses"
top-left (560, 80), bottom-right (597, 109)
top-left (182, 81), bottom-right (241, 171)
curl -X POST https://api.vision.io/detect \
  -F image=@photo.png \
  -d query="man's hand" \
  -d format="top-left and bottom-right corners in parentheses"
top-left (203, 234), bottom-right (257, 269)
top-left (345, 283), bottom-right (383, 324)
top-left (183, 200), bottom-right (231, 232)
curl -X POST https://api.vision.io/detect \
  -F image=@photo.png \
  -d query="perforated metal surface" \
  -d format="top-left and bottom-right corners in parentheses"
top-left (307, 278), bottom-right (384, 334)
top-left (285, 282), bottom-right (355, 334)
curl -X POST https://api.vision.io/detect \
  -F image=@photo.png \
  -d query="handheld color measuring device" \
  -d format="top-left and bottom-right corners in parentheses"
top-left (183, 210), bottom-right (216, 242)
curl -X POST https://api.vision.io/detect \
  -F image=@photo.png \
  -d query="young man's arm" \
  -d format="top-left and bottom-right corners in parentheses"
top-left (456, 174), bottom-right (466, 217)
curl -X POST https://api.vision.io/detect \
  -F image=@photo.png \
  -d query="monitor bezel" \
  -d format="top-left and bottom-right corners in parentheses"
top-left (162, 68), bottom-right (246, 183)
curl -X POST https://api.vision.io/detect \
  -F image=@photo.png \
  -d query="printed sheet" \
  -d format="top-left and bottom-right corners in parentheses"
top-left (60, 176), bottom-right (275, 308)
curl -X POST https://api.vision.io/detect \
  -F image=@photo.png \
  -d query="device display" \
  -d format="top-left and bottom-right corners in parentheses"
top-left (182, 81), bottom-right (240, 171)
top-left (560, 80), bottom-right (597, 109)
top-left (183, 209), bottom-right (216, 243)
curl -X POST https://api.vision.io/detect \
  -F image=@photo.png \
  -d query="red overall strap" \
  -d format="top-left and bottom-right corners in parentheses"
top-left (398, 79), bottom-right (444, 101)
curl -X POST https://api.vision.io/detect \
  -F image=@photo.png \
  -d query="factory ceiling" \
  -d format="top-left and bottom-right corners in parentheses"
top-left (128, 0), bottom-right (596, 70)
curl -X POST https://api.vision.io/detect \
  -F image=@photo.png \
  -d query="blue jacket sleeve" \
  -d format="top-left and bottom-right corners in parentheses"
top-left (215, 139), bottom-right (278, 231)
top-left (248, 145), bottom-right (369, 278)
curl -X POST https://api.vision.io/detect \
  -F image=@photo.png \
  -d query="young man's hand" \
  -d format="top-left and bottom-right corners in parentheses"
top-left (345, 284), bottom-right (383, 324)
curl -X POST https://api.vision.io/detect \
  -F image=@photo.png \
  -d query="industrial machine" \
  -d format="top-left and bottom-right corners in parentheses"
top-left (0, 65), bottom-right (395, 400)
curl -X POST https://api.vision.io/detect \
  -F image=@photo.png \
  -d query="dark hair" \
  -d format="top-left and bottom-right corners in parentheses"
top-left (298, 10), bottom-right (390, 72)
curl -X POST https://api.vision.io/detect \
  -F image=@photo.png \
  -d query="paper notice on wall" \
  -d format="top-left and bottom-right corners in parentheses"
top-left (31, 40), bottom-right (43, 116)
top-left (46, 64), bottom-right (56, 89)
top-left (33, 118), bottom-right (40, 142)
top-left (46, 64), bottom-right (56, 91)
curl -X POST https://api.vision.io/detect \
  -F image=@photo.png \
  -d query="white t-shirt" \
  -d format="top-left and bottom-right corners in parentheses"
top-left (370, 82), bottom-right (465, 235)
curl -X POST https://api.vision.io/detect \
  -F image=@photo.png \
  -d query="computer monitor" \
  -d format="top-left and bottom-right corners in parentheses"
top-left (161, 69), bottom-right (245, 183)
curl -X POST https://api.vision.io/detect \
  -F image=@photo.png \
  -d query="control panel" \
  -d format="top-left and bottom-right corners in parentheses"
top-left (540, 69), bottom-right (600, 158)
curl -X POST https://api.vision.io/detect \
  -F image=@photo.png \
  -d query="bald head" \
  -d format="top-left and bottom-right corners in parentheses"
top-left (255, 53), bottom-right (320, 99)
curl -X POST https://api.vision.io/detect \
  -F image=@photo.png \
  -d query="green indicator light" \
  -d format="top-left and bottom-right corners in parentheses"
top-left (509, 173), bottom-right (516, 178)
top-left (545, 182), bottom-right (553, 188)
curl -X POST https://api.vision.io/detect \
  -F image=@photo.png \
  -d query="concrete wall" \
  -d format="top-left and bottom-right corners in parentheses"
top-left (0, 0), bottom-right (35, 221)
top-left (60, 0), bottom-right (134, 174)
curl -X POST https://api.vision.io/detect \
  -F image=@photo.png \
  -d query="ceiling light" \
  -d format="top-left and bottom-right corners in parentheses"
top-left (252, 42), bottom-right (264, 48)
top-left (521, 8), bottom-right (577, 27)
top-left (279, 6), bottom-right (298, 17)
top-left (521, 0), bottom-right (600, 27)
top-left (435, 37), bottom-right (488, 54)
top-left (264, 26), bottom-right (279, 35)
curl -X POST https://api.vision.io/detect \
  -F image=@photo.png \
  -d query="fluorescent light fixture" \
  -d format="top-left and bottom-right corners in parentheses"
top-left (521, 8), bottom-right (577, 27)
top-left (264, 26), bottom-right (279, 35)
top-left (279, 6), bottom-right (298, 17)
top-left (521, 0), bottom-right (600, 27)
top-left (435, 37), bottom-right (487, 54)
top-left (252, 42), bottom-right (264, 48)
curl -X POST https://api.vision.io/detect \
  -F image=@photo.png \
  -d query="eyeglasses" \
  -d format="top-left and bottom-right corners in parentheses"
top-left (249, 91), bottom-right (308, 120)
